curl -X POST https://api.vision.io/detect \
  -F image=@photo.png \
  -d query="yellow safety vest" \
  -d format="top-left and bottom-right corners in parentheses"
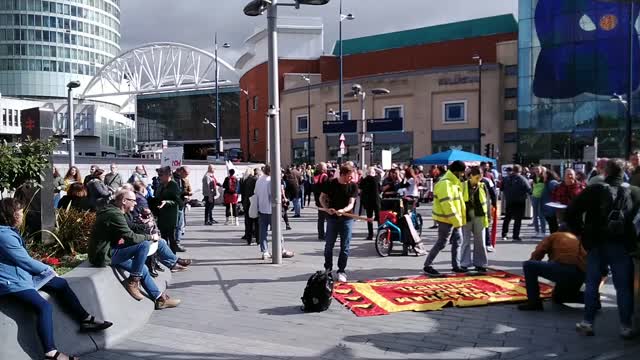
top-left (432, 170), bottom-right (466, 228)
top-left (462, 180), bottom-right (489, 228)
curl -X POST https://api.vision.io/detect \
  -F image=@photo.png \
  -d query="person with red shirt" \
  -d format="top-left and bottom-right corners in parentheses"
top-left (551, 169), bottom-right (584, 229)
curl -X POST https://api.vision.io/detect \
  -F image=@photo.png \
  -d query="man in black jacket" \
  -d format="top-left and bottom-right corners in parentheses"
top-left (501, 165), bottom-right (532, 242)
top-left (359, 167), bottom-right (381, 240)
top-left (241, 168), bottom-right (260, 244)
top-left (566, 159), bottom-right (640, 339)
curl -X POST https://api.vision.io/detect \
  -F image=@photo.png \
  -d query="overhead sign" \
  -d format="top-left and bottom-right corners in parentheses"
top-left (438, 75), bottom-right (479, 86)
top-left (367, 118), bottom-right (403, 133)
top-left (323, 120), bottom-right (357, 134)
top-left (381, 150), bottom-right (392, 170)
top-left (161, 147), bottom-right (184, 169)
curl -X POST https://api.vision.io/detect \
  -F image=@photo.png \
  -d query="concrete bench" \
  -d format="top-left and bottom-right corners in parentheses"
top-left (0, 261), bottom-right (171, 359)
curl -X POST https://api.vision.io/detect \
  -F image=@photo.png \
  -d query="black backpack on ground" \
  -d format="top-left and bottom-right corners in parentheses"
top-left (301, 270), bottom-right (334, 312)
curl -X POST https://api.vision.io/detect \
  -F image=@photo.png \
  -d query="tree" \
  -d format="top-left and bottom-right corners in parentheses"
top-left (0, 137), bottom-right (58, 194)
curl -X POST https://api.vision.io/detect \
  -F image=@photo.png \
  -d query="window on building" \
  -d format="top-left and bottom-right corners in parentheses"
top-left (443, 101), bottom-right (466, 123)
top-left (505, 65), bottom-right (518, 76)
top-left (504, 110), bottom-right (517, 121)
top-left (252, 96), bottom-right (258, 111)
top-left (297, 115), bottom-right (309, 133)
top-left (384, 106), bottom-right (403, 119)
top-left (253, 128), bottom-right (259, 141)
top-left (505, 88), bottom-right (518, 98)
top-left (2, 109), bottom-right (6, 126)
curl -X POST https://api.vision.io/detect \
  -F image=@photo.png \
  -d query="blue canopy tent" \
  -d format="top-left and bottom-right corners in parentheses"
top-left (413, 149), bottom-right (497, 166)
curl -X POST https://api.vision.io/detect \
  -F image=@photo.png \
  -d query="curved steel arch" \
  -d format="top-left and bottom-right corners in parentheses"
top-left (81, 42), bottom-right (238, 99)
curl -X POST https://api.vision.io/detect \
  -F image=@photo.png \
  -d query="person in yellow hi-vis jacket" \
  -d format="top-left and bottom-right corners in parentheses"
top-left (460, 166), bottom-right (490, 272)
top-left (423, 160), bottom-right (467, 276)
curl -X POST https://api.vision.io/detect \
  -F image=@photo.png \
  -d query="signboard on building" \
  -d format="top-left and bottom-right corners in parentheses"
top-left (20, 107), bottom-right (41, 140)
top-left (438, 75), bottom-right (479, 86)
top-left (382, 150), bottom-right (392, 170)
top-left (323, 120), bottom-right (357, 134)
top-left (367, 118), bottom-right (403, 133)
top-left (161, 146), bottom-right (184, 169)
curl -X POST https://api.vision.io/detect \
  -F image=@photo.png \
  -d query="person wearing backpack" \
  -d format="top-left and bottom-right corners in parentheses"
top-left (566, 159), bottom-right (640, 339)
top-left (222, 169), bottom-right (240, 226)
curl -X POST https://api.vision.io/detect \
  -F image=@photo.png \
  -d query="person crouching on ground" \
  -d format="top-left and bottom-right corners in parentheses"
top-left (320, 163), bottom-right (359, 282)
top-left (0, 198), bottom-right (112, 360)
top-left (422, 160), bottom-right (467, 276)
top-left (89, 189), bottom-right (180, 310)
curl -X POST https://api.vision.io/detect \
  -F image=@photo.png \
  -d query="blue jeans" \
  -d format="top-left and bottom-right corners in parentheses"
top-left (531, 197), bottom-right (546, 234)
top-left (110, 242), bottom-right (162, 299)
top-left (323, 216), bottom-right (354, 272)
top-left (175, 209), bottom-right (184, 244)
top-left (259, 212), bottom-right (272, 253)
top-left (584, 242), bottom-right (634, 326)
top-left (5, 277), bottom-right (89, 353)
top-left (293, 198), bottom-right (301, 216)
top-left (156, 239), bottom-right (178, 269)
top-left (523, 260), bottom-right (584, 302)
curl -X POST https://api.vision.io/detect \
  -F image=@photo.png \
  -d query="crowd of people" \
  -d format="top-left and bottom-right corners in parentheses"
top-left (3, 151), bottom-right (640, 359)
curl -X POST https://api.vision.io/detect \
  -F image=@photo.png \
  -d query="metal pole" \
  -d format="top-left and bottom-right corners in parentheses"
top-left (246, 93), bottom-right (251, 161)
top-left (478, 59), bottom-right (483, 154)
top-left (627, 1), bottom-right (634, 158)
top-left (67, 88), bottom-right (75, 167)
top-left (307, 74), bottom-right (311, 164)
top-left (266, 113), bottom-right (270, 161)
top-left (360, 92), bottom-right (366, 170)
top-left (338, 0), bottom-right (343, 122)
top-left (267, 1), bottom-right (282, 264)
top-left (215, 32), bottom-right (220, 160)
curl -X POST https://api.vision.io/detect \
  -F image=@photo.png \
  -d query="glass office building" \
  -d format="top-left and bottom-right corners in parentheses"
top-left (0, 0), bottom-right (121, 98)
top-left (518, 0), bottom-right (639, 161)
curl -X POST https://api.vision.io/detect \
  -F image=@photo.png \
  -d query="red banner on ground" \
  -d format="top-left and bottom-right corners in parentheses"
top-left (332, 270), bottom-right (553, 317)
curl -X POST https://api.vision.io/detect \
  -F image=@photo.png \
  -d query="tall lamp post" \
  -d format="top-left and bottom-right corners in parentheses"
top-left (345, 84), bottom-right (366, 169)
top-left (301, 74), bottom-right (312, 164)
top-left (472, 54), bottom-right (483, 154)
top-left (241, 89), bottom-right (251, 161)
top-left (244, 0), bottom-right (331, 265)
top-left (66, 80), bottom-right (80, 167)
top-left (338, 0), bottom-right (355, 122)
top-left (214, 33), bottom-right (230, 160)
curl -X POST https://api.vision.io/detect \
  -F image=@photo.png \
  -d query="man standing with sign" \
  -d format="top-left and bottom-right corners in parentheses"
top-left (320, 163), bottom-right (359, 282)
top-left (422, 160), bottom-right (467, 276)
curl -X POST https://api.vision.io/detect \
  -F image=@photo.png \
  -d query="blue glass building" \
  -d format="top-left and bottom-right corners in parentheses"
top-left (518, 0), bottom-right (639, 160)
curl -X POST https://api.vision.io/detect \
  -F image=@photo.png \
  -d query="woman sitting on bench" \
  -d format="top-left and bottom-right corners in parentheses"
top-left (0, 198), bottom-right (112, 360)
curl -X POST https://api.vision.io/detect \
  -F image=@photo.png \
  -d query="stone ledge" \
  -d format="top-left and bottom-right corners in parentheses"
top-left (0, 261), bottom-right (171, 359)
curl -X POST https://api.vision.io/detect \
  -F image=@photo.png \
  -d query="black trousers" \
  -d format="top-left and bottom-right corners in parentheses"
top-left (204, 197), bottom-right (214, 223)
top-left (225, 203), bottom-right (238, 218)
top-left (545, 215), bottom-right (559, 234)
top-left (244, 210), bottom-right (259, 241)
top-left (365, 206), bottom-right (380, 238)
top-left (502, 201), bottom-right (525, 239)
top-left (161, 229), bottom-right (178, 254)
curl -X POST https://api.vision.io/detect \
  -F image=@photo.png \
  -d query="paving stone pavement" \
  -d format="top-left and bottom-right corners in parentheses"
top-left (86, 205), bottom-right (640, 360)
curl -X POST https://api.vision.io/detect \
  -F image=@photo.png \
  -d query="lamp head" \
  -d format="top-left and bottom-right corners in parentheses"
top-left (296, 0), bottom-right (331, 5)
top-left (67, 80), bottom-right (81, 89)
top-left (222, 42), bottom-right (231, 48)
top-left (371, 88), bottom-right (390, 96)
top-left (346, 13), bottom-right (355, 20)
top-left (243, 0), bottom-right (269, 16)
top-left (351, 84), bottom-right (362, 94)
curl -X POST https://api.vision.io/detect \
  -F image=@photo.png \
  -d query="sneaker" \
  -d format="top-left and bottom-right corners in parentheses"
top-left (575, 321), bottom-right (595, 336)
top-left (286, 225), bottom-right (292, 230)
top-left (452, 267), bottom-right (469, 273)
top-left (620, 326), bottom-right (635, 340)
top-left (475, 267), bottom-right (488, 273)
top-left (517, 301), bottom-right (544, 311)
top-left (235, 219), bottom-right (240, 226)
top-left (534, 231), bottom-right (541, 237)
top-left (261, 252), bottom-right (271, 260)
top-left (423, 266), bottom-right (440, 276)
top-left (282, 250), bottom-right (295, 258)
top-left (337, 272), bottom-right (348, 282)
top-left (487, 245), bottom-right (495, 253)
top-left (501, 236), bottom-right (508, 241)
top-left (512, 237), bottom-right (523, 242)
top-left (224, 219), bottom-right (230, 225)
top-left (155, 292), bottom-right (181, 310)
top-left (177, 258), bottom-right (192, 267)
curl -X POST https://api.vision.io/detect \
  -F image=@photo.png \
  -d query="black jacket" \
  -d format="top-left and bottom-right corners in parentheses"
top-left (359, 175), bottom-right (381, 210)
top-left (241, 176), bottom-right (257, 208)
top-left (566, 175), bottom-right (640, 252)
top-left (502, 173), bottom-right (531, 204)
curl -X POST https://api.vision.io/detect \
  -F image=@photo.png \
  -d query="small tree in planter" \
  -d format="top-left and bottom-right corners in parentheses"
top-left (0, 137), bottom-right (58, 195)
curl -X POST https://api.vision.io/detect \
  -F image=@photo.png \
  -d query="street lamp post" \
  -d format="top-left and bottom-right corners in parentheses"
top-left (338, 1), bottom-right (355, 123)
top-left (243, 0), bottom-right (331, 265)
top-left (214, 32), bottom-right (230, 160)
top-left (66, 80), bottom-right (80, 168)
top-left (370, 88), bottom-right (390, 165)
top-left (302, 74), bottom-right (312, 164)
top-left (472, 54), bottom-right (483, 154)
top-left (241, 89), bottom-right (251, 161)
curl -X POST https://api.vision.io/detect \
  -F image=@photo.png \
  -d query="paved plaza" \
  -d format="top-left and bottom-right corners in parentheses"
top-left (87, 205), bottom-right (640, 360)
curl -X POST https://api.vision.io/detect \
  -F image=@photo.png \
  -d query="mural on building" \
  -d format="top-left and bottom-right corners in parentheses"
top-left (533, 0), bottom-right (639, 99)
